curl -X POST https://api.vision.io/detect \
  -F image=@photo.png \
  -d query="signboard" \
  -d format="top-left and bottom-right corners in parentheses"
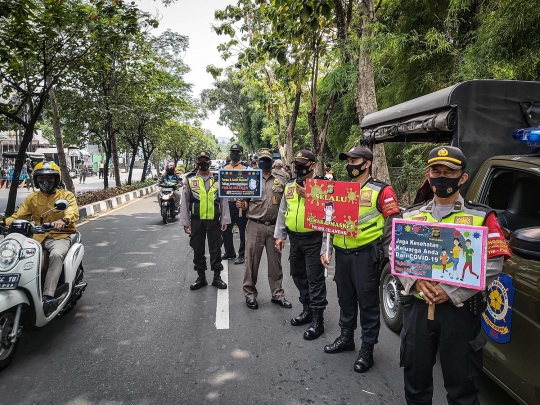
top-left (303, 179), bottom-right (361, 237)
top-left (391, 219), bottom-right (488, 290)
top-left (218, 169), bottom-right (262, 198)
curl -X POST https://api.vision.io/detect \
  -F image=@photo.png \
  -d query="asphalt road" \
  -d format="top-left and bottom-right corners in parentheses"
top-left (0, 194), bottom-right (519, 404)
top-left (0, 169), bottom-right (146, 212)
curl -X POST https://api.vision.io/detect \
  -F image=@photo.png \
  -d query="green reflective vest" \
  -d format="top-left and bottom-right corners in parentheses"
top-left (333, 180), bottom-right (385, 250)
top-left (188, 175), bottom-right (220, 220)
top-left (284, 181), bottom-right (314, 233)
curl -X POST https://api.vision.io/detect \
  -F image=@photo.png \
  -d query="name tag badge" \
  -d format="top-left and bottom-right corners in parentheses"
top-left (191, 180), bottom-right (199, 190)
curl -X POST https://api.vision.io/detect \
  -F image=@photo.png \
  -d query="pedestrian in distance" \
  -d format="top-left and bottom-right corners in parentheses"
top-left (272, 159), bottom-right (290, 181)
top-left (398, 146), bottom-right (510, 405)
top-left (180, 151), bottom-right (230, 291)
top-left (221, 144), bottom-right (248, 265)
top-left (275, 149), bottom-right (327, 340)
top-left (79, 162), bottom-right (88, 184)
top-left (321, 146), bottom-right (400, 373)
top-left (240, 148), bottom-right (291, 310)
top-left (98, 160), bottom-right (104, 179)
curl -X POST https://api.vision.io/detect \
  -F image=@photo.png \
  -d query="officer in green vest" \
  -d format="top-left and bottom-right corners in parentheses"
top-left (320, 146), bottom-right (401, 373)
top-left (180, 151), bottom-right (231, 290)
top-left (275, 150), bottom-right (327, 340)
top-left (398, 146), bottom-right (510, 405)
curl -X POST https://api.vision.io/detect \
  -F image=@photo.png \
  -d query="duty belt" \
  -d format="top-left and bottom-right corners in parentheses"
top-left (288, 230), bottom-right (320, 239)
top-left (248, 217), bottom-right (276, 226)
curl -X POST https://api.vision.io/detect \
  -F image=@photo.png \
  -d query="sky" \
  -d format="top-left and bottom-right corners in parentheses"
top-left (135, 0), bottom-right (235, 141)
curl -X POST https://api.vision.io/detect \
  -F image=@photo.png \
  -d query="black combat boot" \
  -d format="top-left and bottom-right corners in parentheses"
top-left (212, 271), bottom-right (227, 289)
top-left (324, 328), bottom-right (355, 353)
top-left (353, 342), bottom-right (374, 373)
top-left (291, 305), bottom-right (312, 326)
top-left (303, 309), bottom-right (324, 340)
top-left (190, 271), bottom-right (208, 290)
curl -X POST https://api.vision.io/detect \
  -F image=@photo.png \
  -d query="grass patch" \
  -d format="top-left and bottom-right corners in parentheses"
top-left (76, 179), bottom-right (157, 206)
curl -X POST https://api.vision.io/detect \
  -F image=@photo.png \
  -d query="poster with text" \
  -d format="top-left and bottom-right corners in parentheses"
top-left (303, 179), bottom-right (361, 237)
top-left (218, 169), bottom-right (262, 198)
top-left (391, 219), bottom-right (488, 290)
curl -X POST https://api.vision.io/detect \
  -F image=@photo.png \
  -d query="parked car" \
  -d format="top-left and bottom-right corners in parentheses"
top-left (361, 80), bottom-right (540, 405)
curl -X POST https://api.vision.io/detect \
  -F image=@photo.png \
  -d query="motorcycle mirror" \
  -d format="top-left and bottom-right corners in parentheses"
top-left (54, 199), bottom-right (69, 211)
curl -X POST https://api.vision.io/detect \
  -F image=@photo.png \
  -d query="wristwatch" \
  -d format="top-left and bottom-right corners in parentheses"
top-left (60, 217), bottom-right (70, 225)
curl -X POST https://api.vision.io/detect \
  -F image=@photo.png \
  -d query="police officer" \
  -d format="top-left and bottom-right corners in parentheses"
top-left (398, 146), bottom-right (510, 405)
top-left (221, 144), bottom-right (248, 265)
top-left (180, 151), bottom-right (230, 290)
top-left (240, 148), bottom-right (291, 310)
top-left (321, 146), bottom-right (400, 373)
top-left (275, 150), bottom-right (327, 340)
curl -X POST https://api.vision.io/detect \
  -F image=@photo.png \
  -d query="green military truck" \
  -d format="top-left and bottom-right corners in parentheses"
top-left (361, 80), bottom-right (540, 405)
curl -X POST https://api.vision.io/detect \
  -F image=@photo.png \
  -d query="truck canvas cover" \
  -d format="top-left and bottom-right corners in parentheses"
top-left (361, 80), bottom-right (540, 182)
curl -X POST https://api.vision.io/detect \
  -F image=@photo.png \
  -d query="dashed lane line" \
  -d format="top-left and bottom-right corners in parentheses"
top-left (215, 259), bottom-right (229, 330)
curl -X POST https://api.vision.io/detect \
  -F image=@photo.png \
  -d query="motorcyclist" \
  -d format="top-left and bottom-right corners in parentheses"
top-left (159, 163), bottom-right (182, 211)
top-left (5, 162), bottom-right (79, 316)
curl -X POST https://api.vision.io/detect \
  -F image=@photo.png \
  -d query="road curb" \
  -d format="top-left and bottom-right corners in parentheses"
top-left (78, 184), bottom-right (158, 221)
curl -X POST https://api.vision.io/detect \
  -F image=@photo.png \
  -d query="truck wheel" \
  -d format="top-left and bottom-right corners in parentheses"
top-left (380, 264), bottom-right (403, 333)
top-left (0, 310), bottom-right (20, 371)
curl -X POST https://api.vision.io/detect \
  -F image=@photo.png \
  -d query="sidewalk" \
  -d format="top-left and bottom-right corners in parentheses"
top-left (1, 168), bottom-right (147, 211)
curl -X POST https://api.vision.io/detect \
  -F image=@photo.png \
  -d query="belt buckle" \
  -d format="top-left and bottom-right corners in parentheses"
top-left (264, 221), bottom-right (270, 226)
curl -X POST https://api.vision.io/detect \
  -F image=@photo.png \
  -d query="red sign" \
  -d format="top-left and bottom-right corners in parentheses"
top-left (303, 179), bottom-right (361, 237)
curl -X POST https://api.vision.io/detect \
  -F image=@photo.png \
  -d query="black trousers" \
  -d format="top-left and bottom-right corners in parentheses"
top-left (190, 219), bottom-right (223, 273)
top-left (400, 296), bottom-right (485, 405)
top-left (222, 203), bottom-right (247, 257)
top-left (289, 232), bottom-right (327, 309)
top-left (334, 243), bottom-right (383, 344)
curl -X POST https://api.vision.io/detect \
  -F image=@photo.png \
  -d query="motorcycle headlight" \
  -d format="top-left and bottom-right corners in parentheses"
top-left (0, 239), bottom-right (21, 272)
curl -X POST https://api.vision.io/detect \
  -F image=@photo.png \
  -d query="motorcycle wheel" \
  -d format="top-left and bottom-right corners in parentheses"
top-left (170, 205), bottom-right (176, 219)
top-left (0, 310), bottom-right (20, 371)
top-left (380, 263), bottom-right (403, 333)
top-left (161, 206), bottom-right (168, 224)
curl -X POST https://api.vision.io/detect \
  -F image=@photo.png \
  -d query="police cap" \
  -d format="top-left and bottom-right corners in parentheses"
top-left (293, 149), bottom-right (316, 164)
top-left (196, 151), bottom-right (211, 160)
top-left (257, 148), bottom-right (273, 160)
top-left (339, 146), bottom-right (373, 161)
top-left (230, 144), bottom-right (244, 153)
top-left (427, 146), bottom-right (466, 170)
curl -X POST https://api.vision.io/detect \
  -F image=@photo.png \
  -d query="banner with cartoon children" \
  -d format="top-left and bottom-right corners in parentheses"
top-left (303, 179), bottom-right (361, 237)
top-left (391, 219), bottom-right (488, 290)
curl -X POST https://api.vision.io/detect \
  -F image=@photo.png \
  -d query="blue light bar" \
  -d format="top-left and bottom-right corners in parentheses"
top-left (512, 127), bottom-right (540, 146)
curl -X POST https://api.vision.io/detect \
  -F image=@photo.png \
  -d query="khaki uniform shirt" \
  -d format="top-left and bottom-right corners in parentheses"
top-left (246, 171), bottom-right (287, 223)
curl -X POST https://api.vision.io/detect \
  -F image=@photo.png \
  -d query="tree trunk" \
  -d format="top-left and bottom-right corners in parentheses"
top-left (285, 87), bottom-right (302, 166)
top-left (141, 154), bottom-right (149, 182)
top-left (48, 85), bottom-right (75, 193)
top-left (6, 126), bottom-right (33, 216)
top-left (111, 133), bottom-right (121, 187)
top-left (102, 140), bottom-right (111, 189)
top-left (355, 3), bottom-right (391, 184)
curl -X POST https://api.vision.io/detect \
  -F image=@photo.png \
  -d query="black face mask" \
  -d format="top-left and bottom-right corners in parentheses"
top-left (197, 161), bottom-right (210, 171)
top-left (295, 165), bottom-right (313, 179)
top-left (346, 163), bottom-right (367, 179)
top-left (429, 176), bottom-right (462, 198)
top-left (230, 153), bottom-right (241, 161)
top-left (166, 167), bottom-right (174, 175)
top-left (258, 159), bottom-right (272, 170)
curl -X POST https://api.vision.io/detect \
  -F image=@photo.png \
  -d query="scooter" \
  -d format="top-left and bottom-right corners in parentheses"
top-left (0, 200), bottom-right (86, 370)
top-left (158, 181), bottom-right (180, 224)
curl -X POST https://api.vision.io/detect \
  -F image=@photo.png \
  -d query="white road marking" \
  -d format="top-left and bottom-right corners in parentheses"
top-left (215, 259), bottom-right (229, 330)
top-left (78, 191), bottom-right (158, 227)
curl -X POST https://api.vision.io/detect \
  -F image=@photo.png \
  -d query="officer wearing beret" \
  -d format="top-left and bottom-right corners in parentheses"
top-left (221, 144), bottom-right (248, 265)
top-left (239, 148), bottom-right (292, 310)
top-left (180, 151), bottom-right (231, 290)
top-left (275, 150), bottom-right (327, 340)
top-left (398, 146), bottom-right (510, 405)
top-left (321, 146), bottom-right (401, 373)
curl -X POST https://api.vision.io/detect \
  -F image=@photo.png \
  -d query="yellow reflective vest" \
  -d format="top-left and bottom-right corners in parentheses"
top-left (188, 174), bottom-right (220, 220)
top-left (333, 180), bottom-right (386, 250)
top-left (284, 180), bottom-right (314, 233)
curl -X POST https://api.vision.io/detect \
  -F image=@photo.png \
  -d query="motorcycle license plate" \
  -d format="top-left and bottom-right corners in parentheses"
top-left (0, 274), bottom-right (20, 290)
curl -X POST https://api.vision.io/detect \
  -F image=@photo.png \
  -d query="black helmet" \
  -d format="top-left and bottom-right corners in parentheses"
top-left (33, 161), bottom-right (61, 193)
top-left (230, 144), bottom-right (244, 153)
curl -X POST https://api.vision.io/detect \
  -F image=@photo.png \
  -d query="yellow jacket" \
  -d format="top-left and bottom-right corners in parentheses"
top-left (6, 189), bottom-right (79, 243)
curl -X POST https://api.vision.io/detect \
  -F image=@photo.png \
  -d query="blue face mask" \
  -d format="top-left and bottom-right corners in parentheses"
top-left (258, 159), bottom-right (272, 170)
